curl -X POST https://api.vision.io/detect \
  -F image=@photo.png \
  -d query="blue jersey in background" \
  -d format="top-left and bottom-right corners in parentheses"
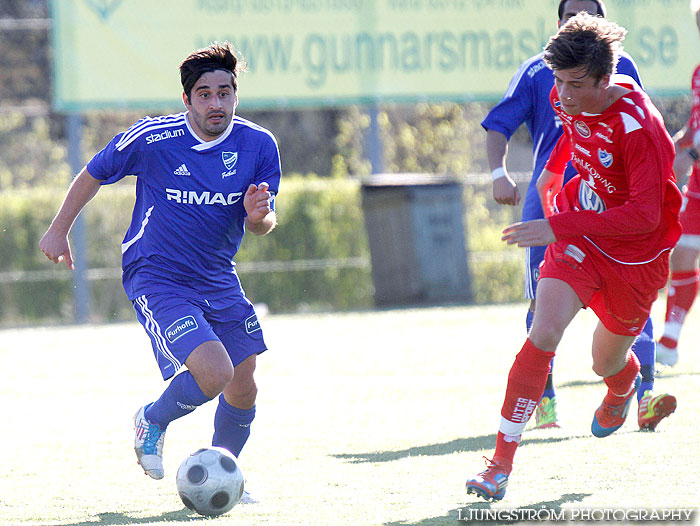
top-left (87, 112), bottom-right (281, 301)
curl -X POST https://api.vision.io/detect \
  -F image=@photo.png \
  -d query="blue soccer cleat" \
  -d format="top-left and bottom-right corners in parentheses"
top-left (466, 457), bottom-right (510, 501)
top-left (591, 375), bottom-right (640, 438)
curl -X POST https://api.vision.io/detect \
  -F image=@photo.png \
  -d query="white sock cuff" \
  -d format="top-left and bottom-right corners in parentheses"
top-left (499, 416), bottom-right (527, 438)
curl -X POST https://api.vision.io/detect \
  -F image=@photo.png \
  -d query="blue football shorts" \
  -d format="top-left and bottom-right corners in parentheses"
top-left (521, 169), bottom-right (578, 300)
top-left (132, 292), bottom-right (267, 380)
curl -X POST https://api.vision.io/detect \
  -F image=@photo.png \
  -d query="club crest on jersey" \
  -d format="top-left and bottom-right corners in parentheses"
top-left (579, 181), bottom-right (606, 213)
top-left (598, 149), bottom-right (613, 168)
top-left (223, 151), bottom-right (238, 170)
top-left (574, 121), bottom-right (591, 138)
top-left (222, 151), bottom-right (238, 178)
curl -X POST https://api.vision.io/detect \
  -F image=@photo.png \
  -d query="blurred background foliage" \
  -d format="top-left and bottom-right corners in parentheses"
top-left (0, 0), bottom-right (692, 325)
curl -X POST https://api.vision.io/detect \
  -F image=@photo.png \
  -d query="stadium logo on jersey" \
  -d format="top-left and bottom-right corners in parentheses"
top-left (527, 61), bottom-right (546, 78)
top-left (166, 188), bottom-right (242, 205)
top-left (579, 181), bottom-right (606, 213)
top-left (598, 149), bottom-right (613, 168)
top-left (146, 128), bottom-right (185, 144)
top-left (165, 316), bottom-right (198, 343)
top-left (245, 314), bottom-right (261, 334)
top-left (574, 121), bottom-right (591, 138)
top-left (173, 164), bottom-right (191, 176)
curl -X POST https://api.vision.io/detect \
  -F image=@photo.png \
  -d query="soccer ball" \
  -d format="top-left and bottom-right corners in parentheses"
top-left (176, 447), bottom-right (245, 517)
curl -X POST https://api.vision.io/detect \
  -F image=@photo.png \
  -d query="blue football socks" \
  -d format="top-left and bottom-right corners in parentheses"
top-left (144, 370), bottom-right (211, 430)
top-left (632, 318), bottom-right (655, 402)
top-left (212, 394), bottom-right (256, 458)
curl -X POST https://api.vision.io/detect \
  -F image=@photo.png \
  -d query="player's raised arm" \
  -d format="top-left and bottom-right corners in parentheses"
top-left (244, 182), bottom-right (277, 236)
top-left (39, 167), bottom-right (102, 269)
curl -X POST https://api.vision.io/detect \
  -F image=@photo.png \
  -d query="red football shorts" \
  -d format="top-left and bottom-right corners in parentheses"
top-left (539, 239), bottom-right (670, 336)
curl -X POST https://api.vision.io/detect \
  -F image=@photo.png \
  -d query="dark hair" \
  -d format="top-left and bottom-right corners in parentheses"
top-left (179, 42), bottom-right (246, 100)
top-left (558, 0), bottom-right (606, 19)
top-left (544, 12), bottom-right (625, 84)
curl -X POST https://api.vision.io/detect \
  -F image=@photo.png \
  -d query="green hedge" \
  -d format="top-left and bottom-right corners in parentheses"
top-left (0, 176), bottom-right (523, 325)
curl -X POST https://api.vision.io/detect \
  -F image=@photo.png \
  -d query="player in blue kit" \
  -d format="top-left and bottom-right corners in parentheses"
top-left (39, 42), bottom-right (279, 495)
top-left (482, 0), bottom-right (673, 431)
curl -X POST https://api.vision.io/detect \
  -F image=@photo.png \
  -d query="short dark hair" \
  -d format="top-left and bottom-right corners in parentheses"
top-left (179, 42), bottom-right (246, 100)
top-left (544, 12), bottom-right (625, 84)
top-left (558, 0), bottom-right (606, 19)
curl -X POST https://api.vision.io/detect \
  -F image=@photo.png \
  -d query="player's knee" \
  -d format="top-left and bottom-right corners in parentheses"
top-left (529, 324), bottom-right (564, 351)
top-left (197, 364), bottom-right (234, 399)
top-left (591, 359), bottom-right (617, 378)
top-left (225, 379), bottom-right (257, 408)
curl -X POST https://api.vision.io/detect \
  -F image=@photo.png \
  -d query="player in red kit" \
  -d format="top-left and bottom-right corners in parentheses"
top-left (466, 13), bottom-right (682, 501)
top-left (656, 0), bottom-right (700, 367)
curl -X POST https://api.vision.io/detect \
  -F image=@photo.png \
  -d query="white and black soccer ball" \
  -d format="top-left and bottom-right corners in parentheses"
top-left (176, 446), bottom-right (245, 517)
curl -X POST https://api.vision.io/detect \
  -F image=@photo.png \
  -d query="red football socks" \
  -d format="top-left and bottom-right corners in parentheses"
top-left (494, 339), bottom-right (555, 468)
top-left (603, 351), bottom-right (640, 405)
top-left (660, 269), bottom-right (699, 349)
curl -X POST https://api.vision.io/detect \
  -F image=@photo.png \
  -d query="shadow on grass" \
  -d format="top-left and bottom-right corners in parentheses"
top-left (383, 493), bottom-right (591, 526)
top-left (383, 507), bottom-right (466, 526)
top-left (558, 369), bottom-right (700, 389)
top-left (52, 508), bottom-right (206, 526)
top-left (333, 433), bottom-right (581, 464)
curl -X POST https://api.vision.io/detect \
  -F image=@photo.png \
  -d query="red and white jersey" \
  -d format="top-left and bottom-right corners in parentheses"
top-left (678, 64), bottom-right (700, 196)
top-left (544, 75), bottom-right (682, 264)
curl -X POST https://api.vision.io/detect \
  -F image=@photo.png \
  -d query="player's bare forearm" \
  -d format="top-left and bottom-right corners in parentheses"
top-left (501, 219), bottom-right (556, 247)
top-left (245, 211), bottom-right (277, 236)
top-left (39, 168), bottom-right (102, 269)
top-left (49, 168), bottom-right (101, 233)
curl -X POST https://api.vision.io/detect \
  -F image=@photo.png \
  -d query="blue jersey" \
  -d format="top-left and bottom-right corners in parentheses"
top-left (481, 51), bottom-right (642, 222)
top-left (87, 112), bottom-right (281, 301)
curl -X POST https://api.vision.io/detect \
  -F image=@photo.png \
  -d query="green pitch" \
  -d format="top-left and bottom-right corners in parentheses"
top-left (0, 302), bottom-right (698, 525)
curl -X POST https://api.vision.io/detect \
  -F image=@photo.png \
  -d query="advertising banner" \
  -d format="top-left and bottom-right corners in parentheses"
top-left (51, 0), bottom-right (698, 110)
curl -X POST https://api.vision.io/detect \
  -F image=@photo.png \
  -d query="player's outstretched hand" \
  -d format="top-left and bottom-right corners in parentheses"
top-left (493, 175), bottom-right (521, 206)
top-left (39, 229), bottom-right (74, 270)
top-left (501, 219), bottom-right (556, 247)
top-left (244, 182), bottom-right (272, 224)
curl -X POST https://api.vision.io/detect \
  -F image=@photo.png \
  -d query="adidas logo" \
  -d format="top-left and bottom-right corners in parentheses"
top-left (173, 164), bottom-right (191, 176)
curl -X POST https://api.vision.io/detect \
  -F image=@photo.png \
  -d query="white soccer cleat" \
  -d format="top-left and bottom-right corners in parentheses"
top-left (656, 343), bottom-right (679, 367)
top-left (134, 405), bottom-right (166, 480)
top-left (239, 489), bottom-right (258, 504)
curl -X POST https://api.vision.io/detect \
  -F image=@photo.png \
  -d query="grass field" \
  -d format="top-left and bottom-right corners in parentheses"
top-left (1, 300), bottom-right (698, 525)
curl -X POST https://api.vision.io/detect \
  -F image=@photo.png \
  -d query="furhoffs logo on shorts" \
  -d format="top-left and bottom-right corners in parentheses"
top-left (245, 314), bottom-right (261, 334)
top-left (165, 315), bottom-right (198, 343)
